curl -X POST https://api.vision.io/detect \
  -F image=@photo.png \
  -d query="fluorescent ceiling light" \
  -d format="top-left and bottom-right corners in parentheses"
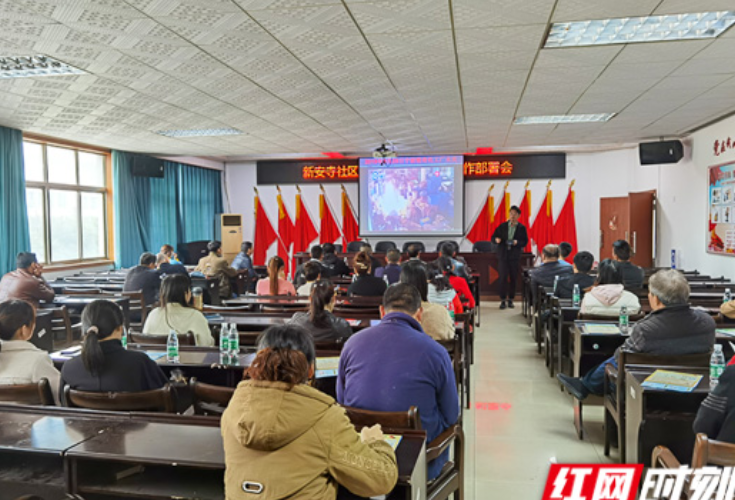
top-left (545, 11), bottom-right (735, 48)
top-left (514, 113), bottom-right (616, 125)
top-left (156, 128), bottom-right (243, 138)
top-left (0, 55), bottom-right (86, 78)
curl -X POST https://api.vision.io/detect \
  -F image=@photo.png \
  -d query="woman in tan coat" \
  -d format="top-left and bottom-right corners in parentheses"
top-left (221, 325), bottom-right (398, 499)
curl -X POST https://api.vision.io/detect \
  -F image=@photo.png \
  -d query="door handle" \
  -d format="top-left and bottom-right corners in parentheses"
top-left (600, 230), bottom-right (603, 249)
top-left (633, 231), bottom-right (637, 254)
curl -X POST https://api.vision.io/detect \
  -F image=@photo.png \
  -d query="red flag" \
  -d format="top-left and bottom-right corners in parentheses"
top-left (554, 187), bottom-right (578, 260)
top-left (342, 189), bottom-right (359, 248)
top-left (531, 188), bottom-right (554, 253)
top-left (466, 190), bottom-right (493, 244)
top-left (253, 193), bottom-right (277, 266)
top-left (277, 191), bottom-right (294, 277)
top-left (518, 186), bottom-right (532, 253)
top-left (319, 192), bottom-right (341, 244)
top-left (293, 190), bottom-right (318, 270)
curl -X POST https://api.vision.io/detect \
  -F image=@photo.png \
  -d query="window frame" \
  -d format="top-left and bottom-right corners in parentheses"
top-left (23, 138), bottom-right (113, 266)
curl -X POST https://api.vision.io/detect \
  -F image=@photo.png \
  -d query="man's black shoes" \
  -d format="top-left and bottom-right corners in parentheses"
top-left (557, 374), bottom-right (590, 401)
top-left (508, 300), bottom-right (515, 309)
top-left (499, 301), bottom-right (507, 310)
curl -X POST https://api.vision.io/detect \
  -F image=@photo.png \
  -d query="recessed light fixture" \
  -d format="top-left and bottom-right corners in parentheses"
top-left (545, 11), bottom-right (735, 48)
top-left (156, 128), bottom-right (243, 138)
top-left (0, 55), bottom-right (86, 78)
top-left (514, 113), bottom-right (616, 125)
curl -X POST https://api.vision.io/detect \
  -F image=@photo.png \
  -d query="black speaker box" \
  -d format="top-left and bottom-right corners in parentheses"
top-left (132, 154), bottom-right (165, 177)
top-left (639, 140), bottom-right (684, 165)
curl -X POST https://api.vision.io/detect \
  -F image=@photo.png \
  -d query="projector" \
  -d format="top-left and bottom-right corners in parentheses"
top-left (373, 143), bottom-right (397, 159)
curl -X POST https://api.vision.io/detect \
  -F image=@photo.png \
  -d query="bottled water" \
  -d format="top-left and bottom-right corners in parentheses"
top-left (572, 284), bottom-right (581, 308)
top-left (619, 306), bottom-right (629, 334)
top-left (219, 323), bottom-right (230, 364)
top-left (228, 323), bottom-right (240, 358)
top-left (711, 344), bottom-right (726, 388)
top-left (166, 330), bottom-right (179, 363)
top-left (383, 273), bottom-right (390, 286)
top-left (724, 288), bottom-right (732, 304)
top-left (553, 275), bottom-right (559, 294)
top-left (121, 327), bottom-right (128, 350)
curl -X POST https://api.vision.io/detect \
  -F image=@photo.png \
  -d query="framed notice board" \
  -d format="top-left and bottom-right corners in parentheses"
top-left (708, 162), bottom-right (735, 255)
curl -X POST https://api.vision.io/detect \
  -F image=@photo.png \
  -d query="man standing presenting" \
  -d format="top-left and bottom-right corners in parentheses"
top-left (492, 205), bottom-right (529, 309)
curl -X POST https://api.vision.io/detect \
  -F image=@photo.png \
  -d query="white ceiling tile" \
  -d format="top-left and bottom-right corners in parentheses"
top-left (552, 0), bottom-right (660, 23)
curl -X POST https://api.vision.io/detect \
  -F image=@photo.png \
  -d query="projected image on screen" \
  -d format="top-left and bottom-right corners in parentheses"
top-left (359, 156), bottom-right (464, 237)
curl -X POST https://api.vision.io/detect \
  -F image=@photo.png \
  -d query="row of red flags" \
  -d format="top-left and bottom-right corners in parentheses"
top-left (253, 188), bottom-right (359, 271)
top-left (466, 182), bottom-right (578, 259)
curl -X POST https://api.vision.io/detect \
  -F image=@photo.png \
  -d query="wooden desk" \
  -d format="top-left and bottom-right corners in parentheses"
top-left (47, 295), bottom-right (131, 324)
top-left (625, 368), bottom-right (709, 466)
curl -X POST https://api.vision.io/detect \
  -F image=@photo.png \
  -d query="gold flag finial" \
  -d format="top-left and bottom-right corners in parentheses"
top-left (503, 180), bottom-right (510, 191)
top-left (276, 185), bottom-right (282, 194)
top-left (296, 185), bottom-right (301, 194)
top-left (570, 179), bottom-right (576, 189)
top-left (525, 180), bottom-right (530, 189)
top-left (341, 183), bottom-right (346, 192)
top-left (320, 184), bottom-right (325, 192)
top-left (547, 180), bottom-right (552, 189)
top-left (254, 186), bottom-right (259, 195)
top-left (488, 184), bottom-right (494, 194)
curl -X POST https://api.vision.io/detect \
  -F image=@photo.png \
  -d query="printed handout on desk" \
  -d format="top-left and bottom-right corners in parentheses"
top-left (383, 434), bottom-right (403, 450)
top-left (583, 323), bottom-right (621, 335)
top-left (145, 352), bottom-right (167, 361)
top-left (346, 319), bottom-right (362, 327)
top-left (716, 328), bottom-right (735, 337)
top-left (315, 356), bottom-right (340, 378)
top-left (641, 369), bottom-right (703, 392)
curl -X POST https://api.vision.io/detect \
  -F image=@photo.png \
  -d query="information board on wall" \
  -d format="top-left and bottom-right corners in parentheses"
top-left (708, 162), bottom-right (735, 255)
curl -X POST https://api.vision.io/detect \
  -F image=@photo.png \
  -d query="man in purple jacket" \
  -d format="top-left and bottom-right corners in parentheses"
top-left (337, 283), bottom-right (460, 480)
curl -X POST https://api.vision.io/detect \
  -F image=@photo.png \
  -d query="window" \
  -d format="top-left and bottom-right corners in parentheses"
top-left (23, 140), bottom-right (110, 264)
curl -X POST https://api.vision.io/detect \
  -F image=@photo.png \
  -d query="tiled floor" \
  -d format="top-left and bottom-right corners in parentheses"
top-left (464, 302), bottom-right (615, 499)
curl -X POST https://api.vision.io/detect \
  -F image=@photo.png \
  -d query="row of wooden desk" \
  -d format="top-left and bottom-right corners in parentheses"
top-left (0, 405), bottom-right (427, 499)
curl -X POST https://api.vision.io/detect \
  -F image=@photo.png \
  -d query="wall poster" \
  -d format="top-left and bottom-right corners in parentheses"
top-left (708, 162), bottom-right (735, 255)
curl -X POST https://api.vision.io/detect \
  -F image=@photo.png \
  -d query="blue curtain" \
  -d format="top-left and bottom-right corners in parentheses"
top-left (113, 152), bottom-right (222, 268)
top-left (0, 126), bottom-right (30, 275)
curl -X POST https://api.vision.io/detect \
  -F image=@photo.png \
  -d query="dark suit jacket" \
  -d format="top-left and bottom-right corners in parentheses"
top-left (491, 222), bottom-right (529, 261)
top-left (556, 273), bottom-right (596, 299)
top-left (618, 261), bottom-right (645, 289)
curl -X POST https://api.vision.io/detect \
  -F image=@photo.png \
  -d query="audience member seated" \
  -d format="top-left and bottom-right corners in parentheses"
top-left (556, 251), bottom-right (596, 300)
top-left (558, 270), bottom-right (716, 399)
top-left (231, 241), bottom-right (256, 292)
top-left (123, 252), bottom-right (162, 307)
top-left (156, 252), bottom-right (188, 276)
top-left (694, 364), bottom-right (735, 442)
top-left (375, 249), bottom-right (402, 285)
top-left (529, 244), bottom-right (573, 296)
top-left (347, 252), bottom-right (387, 297)
top-left (612, 239), bottom-right (644, 289)
top-left (143, 275), bottom-right (214, 346)
top-left (427, 262), bottom-right (463, 313)
top-left (721, 297), bottom-right (735, 320)
top-left (440, 241), bottom-right (470, 279)
top-left (400, 261), bottom-right (454, 341)
top-left (160, 244), bottom-right (182, 265)
top-left (293, 245), bottom-right (324, 286)
top-left (296, 261), bottom-right (321, 297)
top-left (222, 325), bottom-right (397, 499)
top-left (402, 244), bottom-right (424, 265)
top-left (321, 243), bottom-right (350, 277)
top-left (289, 280), bottom-right (352, 342)
top-left (0, 252), bottom-right (54, 309)
top-left (337, 283), bottom-right (459, 480)
top-left (359, 243), bottom-right (383, 276)
top-left (438, 256), bottom-right (476, 309)
top-left (558, 242), bottom-right (573, 267)
top-left (256, 256), bottom-right (296, 296)
top-left (195, 240), bottom-right (238, 299)
top-left (0, 300), bottom-right (60, 402)
top-left (580, 259), bottom-right (641, 317)
top-left (60, 300), bottom-right (168, 395)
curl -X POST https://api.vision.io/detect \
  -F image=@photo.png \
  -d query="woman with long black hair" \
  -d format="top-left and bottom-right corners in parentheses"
top-left (288, 280), bottom-right (352, 342)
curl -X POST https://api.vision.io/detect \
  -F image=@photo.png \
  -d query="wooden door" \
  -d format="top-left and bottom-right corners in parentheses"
top-left (600, 197), bottom-right (630, 260)
top-left (628, 190), bottom-right (656, 268)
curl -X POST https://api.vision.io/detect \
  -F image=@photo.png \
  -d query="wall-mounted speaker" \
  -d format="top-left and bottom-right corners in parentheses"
top-left (639, 140), bottom-right (684, 165)
top-left (132, 154), bottom-right (165, 177)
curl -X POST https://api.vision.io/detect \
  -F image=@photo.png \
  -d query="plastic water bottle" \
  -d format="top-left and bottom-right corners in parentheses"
top-left (383, 273), bottom-right (390, 286)
top-left (724, 288), bottom-right (732, 304)
top-left (553, 275), bottom-right (559, 294)
top-left (228, 323), bottom-right (239, 358)
top-left (219, 323), bottom-right (230, 364)
top-left (711, 344), bottom-right (726, 388)
top-left (121, 327), bottom-right (128, 350)
top-left (619, 306), bottom-right (629, 334)
top-left (166, 330), bottom-right (179, 363)
top-left (572, 284), bottom-right (581, 308)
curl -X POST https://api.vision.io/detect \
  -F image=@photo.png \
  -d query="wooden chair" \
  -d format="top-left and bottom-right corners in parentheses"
top-left (202, 305), bottom-right (252, 313)
top-left (603, 353), bottom-right (711, 462)
top-left (48, 306), bottom-right (79, 349)
top-left (0, 378), bottom-right (55, 405)
top-left (190, 378), bottom-right (235, 416)
top-left (438, 335), bottom-right (467, 410)
top-left (261, 303), bottom-right (308, 313)
top-left (129, 331), bottom-right (196, 346)
top-left (61, 287), bottom-right (101, 295)
top-left (63, 384), bottom-right (177, 413)
top-left (342, 406), bottom-right (464, 500)
top-left (577, 312), bottom-right (646, 322)
top-left (103, 290), bottom-right (148, 330)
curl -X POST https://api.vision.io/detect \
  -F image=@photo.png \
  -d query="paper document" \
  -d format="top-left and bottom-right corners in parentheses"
top-left (383, 434), bottom-right (403, 450)
top-left (584, 324), bottom-right (621, 335)
top-left (716, 329), bottom-right (735, 337)
top-left (641, 369), bottom-right (703, 392)
top-left (315, 356), bottom-right (340, 378)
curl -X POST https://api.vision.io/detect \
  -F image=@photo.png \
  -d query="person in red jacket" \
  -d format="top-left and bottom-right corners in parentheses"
top-left (438, 256), bottom-right (475, 309)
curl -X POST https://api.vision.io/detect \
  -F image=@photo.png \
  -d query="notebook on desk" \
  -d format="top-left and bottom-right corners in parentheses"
top-left (641, 369), bottom-right (703, 392)
top-left (583, 323), bottom-right (621, 335)
top-left (716, 328), bottom-right (735, 337)
top-left (315, 356), bottom-right (340, 378)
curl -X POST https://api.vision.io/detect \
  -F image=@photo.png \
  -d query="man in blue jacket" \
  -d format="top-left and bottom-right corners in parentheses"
top-left (337, 283), bottom-right (459, 480)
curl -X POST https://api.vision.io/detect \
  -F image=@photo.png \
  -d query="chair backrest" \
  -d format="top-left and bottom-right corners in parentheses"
top-left (48, 306), bottom-right (74, 348)
top-left (332, 244), bottom-right (343, 253)
top-left (692, 433), bottom-right (735, 468)
top-left (346, 241), bottom-right (364, 252)
top-left (0, 378), bottom-right (54, 405)
top-left (63, 384), bottom-right (177, 413)
top-left (190, 378), bottom-right (235, 416)
top-left (261, 303), bottom-right (308, 313)
top-left (436, 239), bottom-right (457, 253)
top-left (342, 405), bottom-right (421, 430)
top-left (577, 312), bottom-right (646, 322)
top-left (402, 241), bottom-right (425, 253)
top-left (472, 241), bottom-right (495, 253)
top-left (61, 288), bottom-right (101, 295)
top-left (129, 331), bottom-right (196, 346)
top-left (103, 290), bottom-right (148, 326)
top-left (375, 241), bottom-right (397, 253)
